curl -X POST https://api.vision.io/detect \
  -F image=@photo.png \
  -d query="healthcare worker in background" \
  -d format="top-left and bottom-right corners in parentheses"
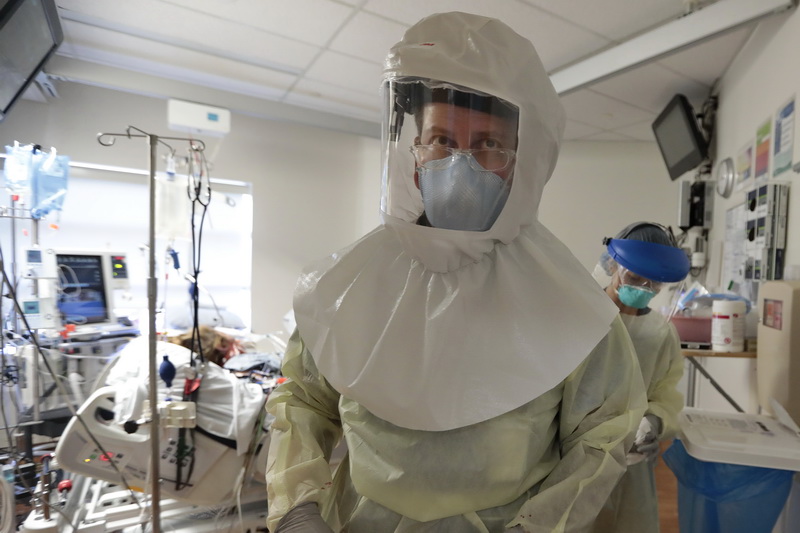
top-left (590, 222), bottom-right (690, 533)
top-left (266, 12), bottom-right (646, 533)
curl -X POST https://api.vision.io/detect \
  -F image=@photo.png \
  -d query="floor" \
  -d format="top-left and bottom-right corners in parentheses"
top-left (657, 440), bottom-right (680, 533)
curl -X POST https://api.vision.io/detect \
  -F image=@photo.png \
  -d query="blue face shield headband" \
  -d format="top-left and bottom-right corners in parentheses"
top-left (603, 238), bottom-right (690, 282)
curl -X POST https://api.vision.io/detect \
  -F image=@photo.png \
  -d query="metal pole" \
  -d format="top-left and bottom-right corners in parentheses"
top-left (95, 128), bottom-right (205, 531)
top-left (31, 218), bottom-right (40, 426)
top-left (686, 355), bottom-right (745, 413)
top-left (146, 134), bottom-right (161, 532)
top-left (686, 359), bottom-right (696, 408)
top-left (9, 197), bottom-right (18, 334)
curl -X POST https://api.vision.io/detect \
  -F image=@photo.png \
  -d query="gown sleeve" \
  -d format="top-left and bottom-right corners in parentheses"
top-left (645, 323), bottom-right (685, 440)
top-left (266, 329), bottom-right (343, 531)
top-left (509, 316), bottom-right (647, 533)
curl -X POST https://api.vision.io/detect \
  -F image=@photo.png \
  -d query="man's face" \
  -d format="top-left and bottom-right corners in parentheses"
top-left (414, 102), bottom-right (518, 186)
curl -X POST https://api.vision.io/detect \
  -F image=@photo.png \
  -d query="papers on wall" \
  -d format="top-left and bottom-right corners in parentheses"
top-left (773, 97), bottom-right (794, 177)
top-left (735, 141), bottom-right (753, 192)
top-left (722, 202), bottom-right (747, 292)
top-left (755, 118), bottom-right (771, 184)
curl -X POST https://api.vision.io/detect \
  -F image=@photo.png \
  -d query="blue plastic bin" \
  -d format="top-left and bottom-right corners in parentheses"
top-left (663, 439), bottom-right (794, 533)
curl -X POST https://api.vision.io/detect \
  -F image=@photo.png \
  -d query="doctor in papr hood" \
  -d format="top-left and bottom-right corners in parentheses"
top-left (266, 11), bottom-right (646, 533)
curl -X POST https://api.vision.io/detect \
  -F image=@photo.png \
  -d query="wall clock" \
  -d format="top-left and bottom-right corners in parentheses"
top-left (715, 157), bottom-right (735, 198)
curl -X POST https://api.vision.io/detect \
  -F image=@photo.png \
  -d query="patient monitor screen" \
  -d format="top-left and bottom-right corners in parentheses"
top-left (57, 254), bottom-right (110, 324)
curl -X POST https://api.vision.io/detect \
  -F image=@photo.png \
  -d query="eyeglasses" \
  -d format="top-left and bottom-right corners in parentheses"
top-left (409, 145), bottom-right (516, 172)
top-left (620, 269), bottom-right (663, 292)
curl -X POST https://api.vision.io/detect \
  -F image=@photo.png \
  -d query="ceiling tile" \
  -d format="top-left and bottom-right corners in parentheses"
top-left (362, 0), bottom-right (612, 71)
top-left (328, 11), bottom-right (409, 64)
top-left (61, 44), bottom-right (291, 102)
top-left (158, 0), bottom-right (354, 47)
top-left (581, 131), bottom-right (639, 142)
top-left (58, 0), bottom-right (321, 72)
top-left (44, 0), bottom-right (748, 141)
top-left (563, 120), bottom-right (603, 141)
top-left (363, 0), bottom-right (486, 25)
top-left (286, 79), bottom-right (382, 122)
top-left (504, 8), bottom-right (612, 70)
top-left (560, 89), bottom-right (654, 130)
top-left (657, 26), bottom-right (753, 86)
top-left (304, 51), bottom-right (383, 94)
top-left (60, 21), bottom-right (296, 98)
top-left (520, 0), bottom-right (686, 42)
top-left (614, 119), bottom-right (658, 142)
top-left (590, 63), bottom-right (710, 113)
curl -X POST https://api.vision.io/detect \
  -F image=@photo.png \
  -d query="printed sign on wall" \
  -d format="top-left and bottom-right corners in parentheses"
top-left (755, 118), bottom-right (771, 184)
top-left (773, 97), bottom-right (795, 177)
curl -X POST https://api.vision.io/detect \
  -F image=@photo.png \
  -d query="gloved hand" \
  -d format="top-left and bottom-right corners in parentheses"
top-left (630, 414), bottom-right (663, 460)
top-left (274, 502), bottom-right (334, 533)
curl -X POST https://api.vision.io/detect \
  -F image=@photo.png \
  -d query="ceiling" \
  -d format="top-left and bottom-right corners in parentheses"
top-left (26, 0), bottom-right (794, 141)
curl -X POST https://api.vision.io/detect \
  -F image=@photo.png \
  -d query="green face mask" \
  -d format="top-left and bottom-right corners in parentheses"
top-left (617, 285), bottom-right (656, 309)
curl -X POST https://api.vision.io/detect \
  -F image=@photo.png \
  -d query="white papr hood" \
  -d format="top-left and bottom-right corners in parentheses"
top-left (294, 12), bottom-right (617, 431)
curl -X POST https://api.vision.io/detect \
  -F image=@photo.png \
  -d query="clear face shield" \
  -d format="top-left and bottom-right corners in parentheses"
top-left (611, 265), bottom-right (687, 318)
top-left (381, 78), bottom-right (520, 232)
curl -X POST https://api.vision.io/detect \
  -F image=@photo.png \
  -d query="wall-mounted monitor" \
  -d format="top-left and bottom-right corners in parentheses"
top-left (652, 94), bottom-right (709, 180)
top-left (0, 0), bottom-right (63, 122)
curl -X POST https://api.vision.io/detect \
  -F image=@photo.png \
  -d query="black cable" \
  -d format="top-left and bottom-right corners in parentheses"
top-left (173, 145), bottom-right (211, 492)
top-left (186, 147), bottom-right (211, 366)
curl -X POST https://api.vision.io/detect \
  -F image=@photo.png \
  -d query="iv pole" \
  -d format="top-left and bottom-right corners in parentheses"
top-left (97, 126), bottom-right (205, 533)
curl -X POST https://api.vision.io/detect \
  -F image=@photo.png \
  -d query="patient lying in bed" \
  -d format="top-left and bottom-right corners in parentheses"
top-left (55, 329), bottom-right (282, 505)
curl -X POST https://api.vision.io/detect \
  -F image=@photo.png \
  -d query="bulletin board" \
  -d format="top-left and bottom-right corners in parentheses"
top-left (721, 202), bottom-right (747, 292)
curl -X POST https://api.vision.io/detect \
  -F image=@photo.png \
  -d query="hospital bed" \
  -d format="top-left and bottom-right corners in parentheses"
top-left (17, 333), bottom-right (282, 532)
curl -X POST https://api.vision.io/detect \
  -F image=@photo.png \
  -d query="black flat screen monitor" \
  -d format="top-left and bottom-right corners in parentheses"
top-left (652, 94), bottom-right (709, 180)
top-left (56, 253), bottom-right (111, 325)
top-left (0, 0), bottom-right (63, 122)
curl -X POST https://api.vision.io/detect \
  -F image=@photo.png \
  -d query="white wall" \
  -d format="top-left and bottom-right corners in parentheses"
top-left (541, 141), bottom-right (680, 271)
top-left (0, 82), bottom-right (382, 338)
top-left (690, 8), bottom-right (800, 414)
top-left (1, 80), bottom-right (677, 340)
top-left (709, 10), bottom-right (800, 286)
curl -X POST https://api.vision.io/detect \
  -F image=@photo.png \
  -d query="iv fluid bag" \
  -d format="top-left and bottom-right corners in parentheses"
top-left (155, 173), bottom-right (191, 241)
top-left (3, 142), bottom-right (35, 197)
top-left (31, 150), bottom-right (69, 219)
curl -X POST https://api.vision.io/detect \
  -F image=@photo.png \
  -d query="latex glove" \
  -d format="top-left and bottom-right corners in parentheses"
top-left (629, 414), bottom-right (662, 461)
top-left (274, 502), bottom-right (334, 533)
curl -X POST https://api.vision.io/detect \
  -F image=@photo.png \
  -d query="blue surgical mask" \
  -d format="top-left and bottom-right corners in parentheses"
top-left (617, 285), bottom-right (656, 309)
top-left (418, 153), bottom-right (510, 231)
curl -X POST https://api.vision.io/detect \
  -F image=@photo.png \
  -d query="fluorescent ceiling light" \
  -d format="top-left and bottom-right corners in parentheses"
top-left (0, 154), bottom-right (250, 189)
top-left (550, 0), bottom-right (796, 95)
